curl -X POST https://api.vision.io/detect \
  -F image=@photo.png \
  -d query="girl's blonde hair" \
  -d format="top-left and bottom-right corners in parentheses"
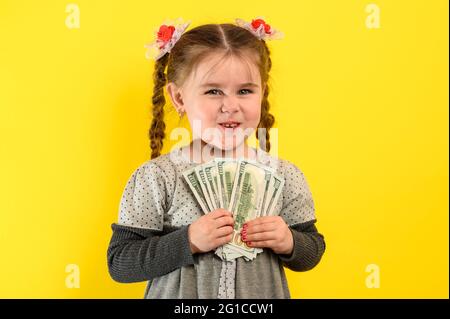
top-left (150, 23), bottom-right (275, 159)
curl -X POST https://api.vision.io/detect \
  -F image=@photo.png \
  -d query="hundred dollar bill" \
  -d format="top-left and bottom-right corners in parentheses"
top-left (215, 158), bottom-right (253, 260)
top-left (262, 173), bottom-right (285, 216)
top-left (258, 168), bottom-right (274, 216)
top-left (195, 166), bottom-right (214, 212)
top-left (182, 167), bottom-right (209, 214)
top-left (213, 159), bottom-right (238, 259)
top-left (215, 158), bottom-right (238, 209)
top-left (203, 162), bottom-right (221, 210)
top-left (226, 159), bottom-right (276, 258)
top-left (218, 245), bottom-right (242, 260)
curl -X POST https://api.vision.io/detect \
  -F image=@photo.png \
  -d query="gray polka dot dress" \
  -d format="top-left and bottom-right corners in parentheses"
top-left (116, 146), bottom-right (318, 298)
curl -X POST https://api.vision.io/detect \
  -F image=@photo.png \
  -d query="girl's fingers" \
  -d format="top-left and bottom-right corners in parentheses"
top-left (246, 240), bottom-right (276, 248)
top-left (215, 215), bottom-right (234, 228)
top-left (211, 209), bottom-right (233, 219)
top-left (245, 216), bottom-right (278, 228)
top-left (217, 233), bottom-right (234, 246)
top-left (242, 230), bottom-right (275, 242)
top-left (216, 225), bottom-right (234, 237)
top-left (244, 222), bottom-right (277, 235)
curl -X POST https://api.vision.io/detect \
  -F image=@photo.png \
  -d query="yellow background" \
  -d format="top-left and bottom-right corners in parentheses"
top-left (0, 0), bottom-right (448, 298)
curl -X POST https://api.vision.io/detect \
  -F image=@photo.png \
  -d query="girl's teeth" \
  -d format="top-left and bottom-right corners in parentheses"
top-left (222, 123), bottom-right (239, 128)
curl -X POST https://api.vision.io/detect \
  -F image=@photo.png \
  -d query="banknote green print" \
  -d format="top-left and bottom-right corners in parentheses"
top-left (182, 158), bottom-right (285, 261)
top-left (234, 172), bottom-right (255, 230)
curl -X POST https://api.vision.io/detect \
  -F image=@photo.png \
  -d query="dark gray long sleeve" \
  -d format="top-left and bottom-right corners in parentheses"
top-left (107, 219), bottom-right (325, 283)
top-left (107, 223), bottom-right (195, 283)
top-left (277, 220), bottom-right (326, 271)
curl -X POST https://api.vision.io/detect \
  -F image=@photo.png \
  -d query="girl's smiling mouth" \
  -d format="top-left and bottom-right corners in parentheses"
top-left (218, 121), bottom-right (241, 129)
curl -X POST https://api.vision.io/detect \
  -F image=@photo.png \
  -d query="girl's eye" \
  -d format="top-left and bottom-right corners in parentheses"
top-left (205, 89), bottom-right (222, 95)
top-left (239, 89), bottom-right (253, 94)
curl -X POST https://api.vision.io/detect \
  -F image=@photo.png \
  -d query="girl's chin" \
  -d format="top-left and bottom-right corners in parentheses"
top-left (204, 137), bottom-right (245, 151)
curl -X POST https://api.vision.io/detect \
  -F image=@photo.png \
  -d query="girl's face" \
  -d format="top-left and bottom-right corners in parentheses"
top-left (167, 52), bottom-right (265, 151)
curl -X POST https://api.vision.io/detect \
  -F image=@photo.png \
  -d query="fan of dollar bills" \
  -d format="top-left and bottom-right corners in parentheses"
top-left (182, 158), bottom-right (285, 261)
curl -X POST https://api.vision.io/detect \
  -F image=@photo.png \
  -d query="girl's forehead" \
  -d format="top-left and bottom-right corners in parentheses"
top-left (191, 53), bottom-right (261, 87)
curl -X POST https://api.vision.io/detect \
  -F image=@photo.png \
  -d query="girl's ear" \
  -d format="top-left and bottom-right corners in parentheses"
top-left (166, 82), bottom-right (185, 111)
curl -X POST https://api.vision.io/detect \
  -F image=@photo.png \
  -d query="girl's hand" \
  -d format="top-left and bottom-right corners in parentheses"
top-left (188, 209), bottom-right (234, 254)
top-left (241, 216), bottom-right (294, 255)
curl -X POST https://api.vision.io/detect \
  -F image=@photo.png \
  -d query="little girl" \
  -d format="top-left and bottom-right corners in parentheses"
top-left (107, 17), bottom-right (326, 298)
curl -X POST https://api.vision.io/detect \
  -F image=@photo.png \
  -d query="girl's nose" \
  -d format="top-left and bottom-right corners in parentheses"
top-left (221, 97), bottom-right (240, 113)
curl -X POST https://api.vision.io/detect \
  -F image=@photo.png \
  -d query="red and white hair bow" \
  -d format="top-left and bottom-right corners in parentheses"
top-left (145, 17), bottom-right (191, 61)
top-left (235, 17), bottom-right (284, 41)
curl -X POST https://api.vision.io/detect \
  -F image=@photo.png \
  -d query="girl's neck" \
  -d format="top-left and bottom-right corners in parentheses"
top-left (183, 139), bottom-right (257, 164)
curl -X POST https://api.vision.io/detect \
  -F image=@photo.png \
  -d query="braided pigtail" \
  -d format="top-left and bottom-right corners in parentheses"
top-left (149, 53), bottom-right (169, 159)
top-left (256, 45), bottom-right (275, 152)
top-left (257, 83), bottom-right (275, 152)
